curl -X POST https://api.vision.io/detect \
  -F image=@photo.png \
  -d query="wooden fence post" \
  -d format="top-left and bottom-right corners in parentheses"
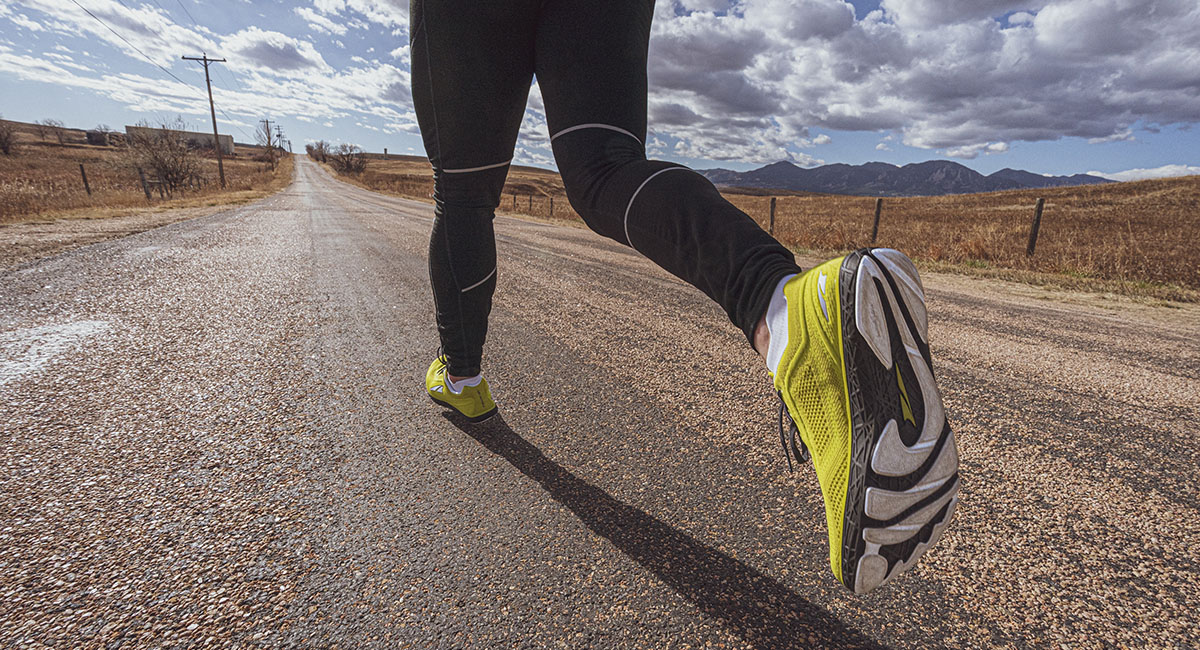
top-left (549, 196), bottom-right (554, 216)
top-left (138, 167), bottom-right (152, 200)
top-left (871, 198), bottom-right (883, 243)
top-left (528, 194), bottom-right (533, 211)
top-left (769, 197), bottom-right (776, 236)
top-left (512, 194), bottom-right (517, 209)
top-left (1026, 198), bottom-right (1045, 256)
top-left (79, 163), bottom-right (91, 196)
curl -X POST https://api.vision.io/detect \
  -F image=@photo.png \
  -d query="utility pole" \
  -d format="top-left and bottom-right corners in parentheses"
top-left (260, 118), bottom-right (273, 150)
top-left (260, 118), bottom-right (275, 169)
top-left (182, 53), bottom-right (228, 188)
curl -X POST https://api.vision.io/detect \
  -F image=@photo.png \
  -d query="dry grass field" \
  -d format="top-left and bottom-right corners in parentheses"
top-left (0, 119), bottom-right (292, 223)
top-left (333, 154), bottom-right (1200, 301)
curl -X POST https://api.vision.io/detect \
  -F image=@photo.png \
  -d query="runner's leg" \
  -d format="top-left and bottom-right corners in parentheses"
top-left (410, 0), bottom-right (538, 376)
top-left (534, 0), bottom-right (802, 345)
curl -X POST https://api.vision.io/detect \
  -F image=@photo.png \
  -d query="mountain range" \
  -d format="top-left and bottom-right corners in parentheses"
top-left (697, 160), bottom-right (1112, 196)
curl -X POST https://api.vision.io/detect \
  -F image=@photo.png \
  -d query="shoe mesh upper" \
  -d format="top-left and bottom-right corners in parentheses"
top-left (776, 257), bottom-right (853, 580)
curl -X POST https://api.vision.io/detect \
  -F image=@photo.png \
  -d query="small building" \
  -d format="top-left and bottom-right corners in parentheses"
top-left (86, 130), bottom-right (125, 146)
top-left (124, 125), bottom-right (234, 155)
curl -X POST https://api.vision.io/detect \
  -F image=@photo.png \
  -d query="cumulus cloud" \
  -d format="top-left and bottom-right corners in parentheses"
top-left (640, 0), bottom-right (1200, 161)
top-left (222, 28), bottom-right (330, 74)
top-left (1088, 164), bottom-right (1200, 182)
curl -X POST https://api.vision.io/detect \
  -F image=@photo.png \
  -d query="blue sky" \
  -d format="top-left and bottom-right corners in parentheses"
top-left (1, 0), bottom-right (1198, 181)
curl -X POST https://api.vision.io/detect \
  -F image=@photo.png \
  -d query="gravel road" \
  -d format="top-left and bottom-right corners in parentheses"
top-left (3, 158), bottom-right (1197, 649)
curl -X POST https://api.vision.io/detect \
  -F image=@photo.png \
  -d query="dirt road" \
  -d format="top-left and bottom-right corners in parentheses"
top-left (3, 158), bottom-right (1197, 648)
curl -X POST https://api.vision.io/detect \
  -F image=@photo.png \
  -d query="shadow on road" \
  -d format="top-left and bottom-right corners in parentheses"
top-left (446, 414), bottom-right (887, 650)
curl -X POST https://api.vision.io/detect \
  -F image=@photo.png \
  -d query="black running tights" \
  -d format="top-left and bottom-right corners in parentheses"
top-left (411, 0), bottom-right (801, 376)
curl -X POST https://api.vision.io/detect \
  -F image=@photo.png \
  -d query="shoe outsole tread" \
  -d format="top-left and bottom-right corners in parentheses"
top-left (839, 248), bottom-right (959, 594)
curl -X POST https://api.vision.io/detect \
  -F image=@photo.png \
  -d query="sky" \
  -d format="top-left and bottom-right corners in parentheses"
top-left (1, 0), bottom-right (1199, 181)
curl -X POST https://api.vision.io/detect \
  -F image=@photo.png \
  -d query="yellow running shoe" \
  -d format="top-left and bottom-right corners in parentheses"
top-left (774, 248), bottom-right (959, 594)
top-left (426, 355), bottom-right (498, 422)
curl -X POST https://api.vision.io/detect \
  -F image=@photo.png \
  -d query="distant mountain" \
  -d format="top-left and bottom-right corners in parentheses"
top-left (696, 160), bottom-right (1112, 196)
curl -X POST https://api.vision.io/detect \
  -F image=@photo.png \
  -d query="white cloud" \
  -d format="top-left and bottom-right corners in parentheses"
top-left (1088, 128), bottom-right (1134, 144)
top-left (1088, 164), bottom-right (1200, 182)
top-left (308, 0), bottom-right (407, 30)
top-left (295, 7), bottom-right (348, 36)
top-left (881, 0), bottom-right (1047, 29)
top-left (1007, 11), bottom-right (1035, 25)
top-left (11, 13), bottom-right (46, 31)
top-left (944, 141), bottom-right (1009, 159)
top-left (221, 28), bottom-right (330, 75)
top-left (876, 142), bottom-right (891, 151)
top-left (812, 133), bottom-right (832, 145)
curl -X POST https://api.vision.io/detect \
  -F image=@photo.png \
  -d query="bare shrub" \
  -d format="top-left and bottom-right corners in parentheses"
top-left (329, 143), bottom-right (367, 174)
top-left (36, 119), bottom-right (67, 144)
top-left (306, 140), bottom-right (330, 163)
top-left (0, 117), bottom-right (16, 155)
top-left (125, 118), bottom-right (202, 195)
top-left (255, 119), bottom-right (283, 170)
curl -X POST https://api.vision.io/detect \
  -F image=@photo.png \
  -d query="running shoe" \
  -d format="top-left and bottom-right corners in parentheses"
top-left (426, 355), bottom-right (498, 422)
top-left (773, 248), bottom-right (959, 594)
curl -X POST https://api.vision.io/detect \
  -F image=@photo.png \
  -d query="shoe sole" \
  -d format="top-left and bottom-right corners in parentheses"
top-left (428, 394), bottom-right (499, 423)
top-left (839, 248), bottom-right (960, 594)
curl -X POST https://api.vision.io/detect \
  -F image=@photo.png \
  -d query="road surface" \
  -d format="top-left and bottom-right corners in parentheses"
top-left (2, 159), bottom-right (1197, 648)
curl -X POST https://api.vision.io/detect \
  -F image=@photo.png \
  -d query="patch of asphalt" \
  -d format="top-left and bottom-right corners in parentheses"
top-left (1, 191), bottom-right (315, 648)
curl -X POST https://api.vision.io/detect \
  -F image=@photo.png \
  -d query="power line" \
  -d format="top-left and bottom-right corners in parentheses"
top-left (68, 0), bottom-right (197, 91)
top-left (174, 0), bottom-right (200, 27)
top-left (68, 0), bottom-right (254, 142)
top-left (111, 0), bottom-right (207, 89)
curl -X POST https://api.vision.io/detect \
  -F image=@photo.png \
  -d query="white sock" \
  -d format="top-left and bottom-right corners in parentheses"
top-left (445, 373), bottom-right (482, 395)
top-left (765, 274), bottom-right (797, 375)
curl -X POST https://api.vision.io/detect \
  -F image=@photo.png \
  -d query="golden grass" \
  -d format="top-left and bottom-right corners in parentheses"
top-left (724, 178), bottom-right (1200, 301)
top-left (322, 155), bottom-right (1200, 301)
top-left (0, 121), bottom-right (293, 223)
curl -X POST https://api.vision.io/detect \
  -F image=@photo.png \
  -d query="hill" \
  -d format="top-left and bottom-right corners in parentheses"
top-left (697, 160), bottom-right (1113, 196)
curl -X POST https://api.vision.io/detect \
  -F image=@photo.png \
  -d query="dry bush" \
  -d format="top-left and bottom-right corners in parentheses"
top-left (306, 140), bottom-right (330, 163)
top-left (125, 119), bottom-right (203, 195)
top-left (329, 144), bottom-right (367, 174)
top-left (254, 120), bottom-right (284, 170)
top-left (0, 117), bottom-right (15, 156)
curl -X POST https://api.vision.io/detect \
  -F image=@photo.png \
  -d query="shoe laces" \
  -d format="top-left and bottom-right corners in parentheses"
top-left (777, 391), bottom-right (810, 472)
